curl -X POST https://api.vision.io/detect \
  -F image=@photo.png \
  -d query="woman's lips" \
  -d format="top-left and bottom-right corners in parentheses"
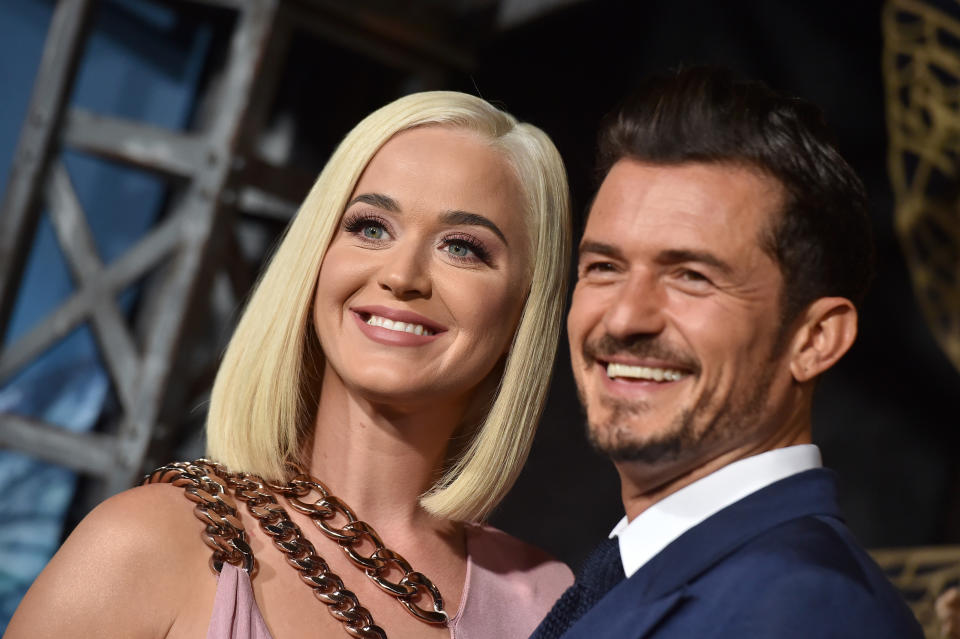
top-left (350, 306), bottom-right (446, 346)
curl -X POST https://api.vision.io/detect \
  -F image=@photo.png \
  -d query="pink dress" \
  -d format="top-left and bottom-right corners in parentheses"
top-left (207, 524), bottom-right (573, 639)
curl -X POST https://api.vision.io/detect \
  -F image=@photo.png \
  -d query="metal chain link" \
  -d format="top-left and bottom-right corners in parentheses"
top-left (216, 464), bottom-right (388, 639)
top-left (143, 461), bottom-right (255, 575)
top-left (266, 469), bottom-right (449, 624)
top-left (144, 459), bottom-right (388, 639)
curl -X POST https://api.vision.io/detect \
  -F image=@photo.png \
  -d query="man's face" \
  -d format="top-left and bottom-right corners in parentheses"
top-left (568, 159), bottom-right (797, 474)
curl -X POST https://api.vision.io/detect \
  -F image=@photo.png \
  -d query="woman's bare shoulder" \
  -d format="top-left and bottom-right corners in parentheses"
top-left (466, 523), bottom-right (574, 587)
top-left (5, 481), bottom-right (215, 639)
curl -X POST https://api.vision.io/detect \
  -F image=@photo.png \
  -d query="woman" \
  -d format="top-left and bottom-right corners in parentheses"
top-left (6, 91), bottom-right (572, 639)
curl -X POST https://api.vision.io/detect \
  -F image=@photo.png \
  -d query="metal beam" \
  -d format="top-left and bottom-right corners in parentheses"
top-left (63, 109), bottom-right (206, 178)
top-left (46, 163), bottom-right (141, 413)
top-left (0, 0), bottom-right (95, 343)
top-left (236, 185), bottom-right (298, 220)
top-left (0, 212), bottom-right (185, 383)
top-left (288, 0), bottom-right (473, 72)
top-left (236, 154), bottom-right (314, 206)
top-left (117, 0), bottom-right (282, 485)
top-left (0, 413), bottom-right (118, 479)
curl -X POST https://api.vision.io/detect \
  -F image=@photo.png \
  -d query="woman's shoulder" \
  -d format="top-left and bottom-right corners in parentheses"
top-left (464, 523), bottom-right (573, 599)
top-left (6, 478), bottom-right (216, 638)
top-left (92, 480), bottom-right (217, 559)
top-left (454, 524), bottom-right (571, 639)
top-left (73, 479), bottom-right (215, 572)
top-left (466, 523), bottom-right (572, 578)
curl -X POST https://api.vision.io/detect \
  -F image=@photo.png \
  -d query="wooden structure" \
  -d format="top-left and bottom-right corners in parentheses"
top-left (0, 0), bottom-right (478, 503)
top-left (883, 0), bottom-right (960, 373)
top-left (873, 545), bottom-right (960, 638)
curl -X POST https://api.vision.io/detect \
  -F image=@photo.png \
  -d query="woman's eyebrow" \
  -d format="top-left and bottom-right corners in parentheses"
top-left (441, 210), bottom-right (508, 245)
top-left (349, 193), bottom-right (400, 212)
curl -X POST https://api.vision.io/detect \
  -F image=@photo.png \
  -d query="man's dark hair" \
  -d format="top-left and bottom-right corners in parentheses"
top-left (597, 66), bottom-right (873, 322)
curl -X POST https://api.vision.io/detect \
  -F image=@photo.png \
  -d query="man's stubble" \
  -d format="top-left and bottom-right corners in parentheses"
top-left (580, 334), bottom-right (777, 468)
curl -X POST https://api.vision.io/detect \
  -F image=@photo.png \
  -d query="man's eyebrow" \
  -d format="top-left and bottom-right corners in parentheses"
top-left (658, 249), bottom-right (734, 275)
top-left (578, 240), bottom-right (624, 260)
top-left (348, 193), bottom-right (400, 212)
top-left (441, 210), bottom-right (508, 245)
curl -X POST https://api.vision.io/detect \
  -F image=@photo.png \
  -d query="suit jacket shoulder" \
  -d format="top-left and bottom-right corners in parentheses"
top-left (676, 514), bottom-right (921, 638)
top-left (561, 469), bottom-right (922, 639)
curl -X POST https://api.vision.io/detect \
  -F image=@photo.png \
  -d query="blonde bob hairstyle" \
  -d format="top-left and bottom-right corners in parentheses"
top-left (206, 91), bottom-right (571, 522)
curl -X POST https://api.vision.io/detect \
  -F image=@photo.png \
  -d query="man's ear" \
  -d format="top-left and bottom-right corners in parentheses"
top-left (788, 297), bottom-right (858, 383)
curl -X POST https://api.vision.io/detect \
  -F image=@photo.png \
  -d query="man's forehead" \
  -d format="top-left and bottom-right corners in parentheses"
top-left (583, 159), bottom-right (783, 255)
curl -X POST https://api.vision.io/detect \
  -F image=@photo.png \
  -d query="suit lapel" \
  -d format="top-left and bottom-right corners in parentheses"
top-left (560, 469), bottom-right (843, 638)
top-left (634, 468), bottom-right (842, 600)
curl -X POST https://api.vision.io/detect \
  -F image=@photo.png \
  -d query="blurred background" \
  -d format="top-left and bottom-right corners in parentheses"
top-left (1, 0), bottom-right (958, 634)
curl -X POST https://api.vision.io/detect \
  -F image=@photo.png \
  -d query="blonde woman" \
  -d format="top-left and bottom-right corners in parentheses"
top-left (7, 91), bottom-right (573, 639)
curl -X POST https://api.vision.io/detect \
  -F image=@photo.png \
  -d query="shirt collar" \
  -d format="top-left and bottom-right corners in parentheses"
top-left (609, 444), bottom-right (822, 578)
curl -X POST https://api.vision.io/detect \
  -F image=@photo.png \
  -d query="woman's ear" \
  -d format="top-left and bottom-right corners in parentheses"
top-left (788, 297), bottom-right (859, 383)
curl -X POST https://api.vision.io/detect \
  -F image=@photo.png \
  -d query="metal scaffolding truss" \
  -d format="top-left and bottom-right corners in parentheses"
top-left (0, 0), bottom-right (473, 501)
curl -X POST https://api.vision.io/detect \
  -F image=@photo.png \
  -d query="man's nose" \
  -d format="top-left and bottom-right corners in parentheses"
top-left (602, 270), bottom-right (666, 337)
top-left (378, 242), bottom-right (432, 299)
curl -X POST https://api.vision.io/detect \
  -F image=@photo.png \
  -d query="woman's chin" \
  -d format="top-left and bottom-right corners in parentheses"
top-left (344, 379), bottom-right (466, 415)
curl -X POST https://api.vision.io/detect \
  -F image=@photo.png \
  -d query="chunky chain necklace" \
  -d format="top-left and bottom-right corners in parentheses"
top-left (144, 459), bottom-right (448, 639)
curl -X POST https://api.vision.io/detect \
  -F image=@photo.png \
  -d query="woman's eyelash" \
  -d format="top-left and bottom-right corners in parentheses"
top-left (342, 212), bottom-right (389, 235)
top-left (443, 234), bottom-right (491, 263)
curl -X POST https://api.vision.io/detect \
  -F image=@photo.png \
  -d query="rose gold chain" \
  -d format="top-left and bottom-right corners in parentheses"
top-left (144, 460), bottom-right (386, 639)
top-left (144, 461), bottom-right (255, 575)
top-left (144, 459), bottom-right (450, 637)
top-left (266, 468), bottom-right (448, 624)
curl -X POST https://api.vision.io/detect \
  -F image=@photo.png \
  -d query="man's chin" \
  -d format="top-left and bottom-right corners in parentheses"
top-left (587, 420), bottom-right (695, 465)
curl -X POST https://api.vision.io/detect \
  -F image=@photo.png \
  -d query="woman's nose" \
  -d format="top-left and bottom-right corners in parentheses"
top-left (378, 243), bottom-right (432, 299)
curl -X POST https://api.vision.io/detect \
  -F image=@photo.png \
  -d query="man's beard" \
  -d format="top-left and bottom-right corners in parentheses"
top-left (580, 334), bottom-right (776, 466)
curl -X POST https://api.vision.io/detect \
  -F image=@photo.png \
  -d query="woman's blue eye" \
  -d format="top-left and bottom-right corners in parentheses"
top-left (362, 224), bottom-right (385, 239)
top-left (447, 243), bottom-right (472, 258)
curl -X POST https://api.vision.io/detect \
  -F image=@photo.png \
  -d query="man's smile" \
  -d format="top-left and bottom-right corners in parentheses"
top-left (605, 361), bottom-right (688, 382)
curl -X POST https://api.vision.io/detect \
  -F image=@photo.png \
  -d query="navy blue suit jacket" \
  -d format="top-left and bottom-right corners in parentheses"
top-left (558, 469), bottom-right (922, 638)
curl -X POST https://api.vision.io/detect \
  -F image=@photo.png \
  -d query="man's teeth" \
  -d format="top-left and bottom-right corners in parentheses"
top-left (606, 362), bottom-right (685, 382)
top-left (366, 314), bottom-right (433, 336)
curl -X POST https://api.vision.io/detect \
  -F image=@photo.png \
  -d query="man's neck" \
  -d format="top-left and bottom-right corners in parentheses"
top-left (617, 427), bottom-right (811, 522)
top-left (611, 444), bottom-right (823, 578)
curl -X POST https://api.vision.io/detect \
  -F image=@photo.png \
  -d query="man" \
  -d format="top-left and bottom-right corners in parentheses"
top-left (534, 68), bottom-right (923, 638)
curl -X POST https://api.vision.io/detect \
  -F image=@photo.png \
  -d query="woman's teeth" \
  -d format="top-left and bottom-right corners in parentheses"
top-left (366, 314), bottom-right (433, 336)
top-left (606, 362), bottom-right (685, 382)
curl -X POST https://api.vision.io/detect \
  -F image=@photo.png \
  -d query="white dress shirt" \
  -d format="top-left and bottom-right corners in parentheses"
top-left (609, 444), bottom-right (823, 578)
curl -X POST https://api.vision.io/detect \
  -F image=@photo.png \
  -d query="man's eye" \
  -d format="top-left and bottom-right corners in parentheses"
top-left (676, 269), bottom-right (715, 290)
top-left (584, 261), bottom-right (615, 273)
top-left (680, 269), bottom-right (708, 281)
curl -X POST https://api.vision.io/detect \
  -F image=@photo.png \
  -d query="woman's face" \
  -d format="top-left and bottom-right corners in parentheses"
top-left (313, 125), bottom-right (532, 409)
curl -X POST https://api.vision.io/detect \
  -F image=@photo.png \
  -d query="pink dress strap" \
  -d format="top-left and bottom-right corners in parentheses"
top-left (207, 563), bottom-right (273, 639)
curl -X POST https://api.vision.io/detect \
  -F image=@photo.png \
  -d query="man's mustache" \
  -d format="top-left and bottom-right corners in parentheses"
top-left (582, 334), bottom-right (701, 375)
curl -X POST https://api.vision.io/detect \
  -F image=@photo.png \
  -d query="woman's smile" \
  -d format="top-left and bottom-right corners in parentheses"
top-left (350, 305), bottom-right (446, 346)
